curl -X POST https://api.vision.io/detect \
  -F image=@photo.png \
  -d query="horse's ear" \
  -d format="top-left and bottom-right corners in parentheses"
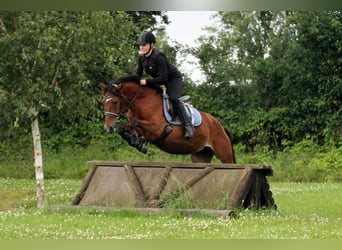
top-left (112, 83), bottom-right (122, 91)
top-left (99, 82), bottom-right (107, 91)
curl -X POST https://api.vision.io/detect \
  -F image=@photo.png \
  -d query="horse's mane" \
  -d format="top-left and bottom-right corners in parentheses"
top-left (110, 75), bottom-right (140, 85)
top-left (110, 75), bottom-right (162, 94)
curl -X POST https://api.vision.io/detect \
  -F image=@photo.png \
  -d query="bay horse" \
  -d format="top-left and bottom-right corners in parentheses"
top-left (100, 75), bottom-right (236, 163)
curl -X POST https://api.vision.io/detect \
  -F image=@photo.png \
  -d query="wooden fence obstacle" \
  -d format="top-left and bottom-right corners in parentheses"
top-left (70, 161), bottom-right (276, 217)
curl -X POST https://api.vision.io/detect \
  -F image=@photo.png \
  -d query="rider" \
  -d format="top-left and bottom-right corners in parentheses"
top-left (135, 31), bottom-right (194, 139)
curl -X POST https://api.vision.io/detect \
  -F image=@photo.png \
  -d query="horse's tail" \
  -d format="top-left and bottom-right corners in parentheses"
top-left (224, 127), bottom-right (236, 163)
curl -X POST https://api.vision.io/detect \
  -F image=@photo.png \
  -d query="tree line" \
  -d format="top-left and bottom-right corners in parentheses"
top-left (0, 11), bottom-right (340, 161)
top-left (192, 11), bottom-right (341, 151)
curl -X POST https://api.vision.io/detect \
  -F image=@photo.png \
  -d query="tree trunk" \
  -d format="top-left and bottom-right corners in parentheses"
top-left (30, 107), bottom-right (46, 208)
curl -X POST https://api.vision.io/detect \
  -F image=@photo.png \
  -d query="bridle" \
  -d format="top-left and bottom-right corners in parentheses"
top-left (104, 83), bottom-right (142, 121)
top-left (104, 85), bottom-right (125, 121)
top-left (105, 110), bottom-right (122, 120)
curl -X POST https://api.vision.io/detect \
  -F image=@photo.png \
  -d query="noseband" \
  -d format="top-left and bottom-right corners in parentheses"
top-left (105, 111), bottom-right (121, 119)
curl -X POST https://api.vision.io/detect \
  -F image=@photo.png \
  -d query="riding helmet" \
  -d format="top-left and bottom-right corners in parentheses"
top-left (137, 31), bottom-right (156, 45)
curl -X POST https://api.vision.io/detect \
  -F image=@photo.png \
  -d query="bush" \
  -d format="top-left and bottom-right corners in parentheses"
top-left (0, 136), bottom-right (340, 182)
top-left (239, 137), bottom-right (341, 182)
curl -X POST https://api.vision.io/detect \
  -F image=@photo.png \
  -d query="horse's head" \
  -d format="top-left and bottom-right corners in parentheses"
top-left (99, 82), bottom-right (126, 133)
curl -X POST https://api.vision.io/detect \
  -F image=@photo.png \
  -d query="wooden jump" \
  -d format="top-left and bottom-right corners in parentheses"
top-left (70, 161), bottom-right (276, 217)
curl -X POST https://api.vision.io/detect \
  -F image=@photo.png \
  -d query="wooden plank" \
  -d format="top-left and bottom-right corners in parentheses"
top-left (87, 161), bottom-right (273, 173)
top-left (51, 205), bottom-right (235, 218)
top-left (250, 173), bottom-right (262, 209)
top-left (260, 176), bottom-right (276, 209)
top-left (149, 166), bottom-right (172, 201)
top-left (227, 167), bottom-right (254, 209)
top-left (123, 164), bottom-right (147, 207)
top-left (184, 166), bottom-right (215, 188)
top-left (71, 164), bottom-right (97, 205)
top-left (156, 166), bottom-right (215, 207)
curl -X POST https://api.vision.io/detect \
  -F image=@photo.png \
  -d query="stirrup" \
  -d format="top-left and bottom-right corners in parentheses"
top-left (178, 95), bottom-right (191, 103)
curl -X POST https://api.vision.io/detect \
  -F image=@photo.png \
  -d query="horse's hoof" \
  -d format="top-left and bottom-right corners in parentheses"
top-left (105, 127), bottom-right (114, 134)
top-left (137, 140), bottom-right (148, 154)
top-left (139, 145), bottom-right (147, 154)
top-left (137, 147), bottom-right (147, 154)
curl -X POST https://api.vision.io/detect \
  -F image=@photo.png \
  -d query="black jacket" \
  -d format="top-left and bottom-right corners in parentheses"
top-left (136, 49), bottom-right (182, 88)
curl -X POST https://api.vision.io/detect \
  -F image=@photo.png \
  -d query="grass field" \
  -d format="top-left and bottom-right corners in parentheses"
top-left (0, 178), bottom-right (341, 239)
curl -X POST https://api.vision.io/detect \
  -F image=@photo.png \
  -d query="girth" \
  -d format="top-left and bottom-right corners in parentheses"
top-left (151, 124), bottom-right (173, 146)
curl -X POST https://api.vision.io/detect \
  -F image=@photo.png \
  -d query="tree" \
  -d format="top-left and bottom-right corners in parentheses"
top-left (258, 11), bottom-right (342, 144)
top-left (195, 11), bottom-right (341, 150)
top-left (0, 11), bottom-right (137, 207)
top-left (124, 11), bottom-right (169, 30)
top-left (194, 11), bottom-right (279, 148)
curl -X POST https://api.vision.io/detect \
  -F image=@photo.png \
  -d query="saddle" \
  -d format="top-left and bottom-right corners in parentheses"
top-left (160, 85), bottom-right (202, 127)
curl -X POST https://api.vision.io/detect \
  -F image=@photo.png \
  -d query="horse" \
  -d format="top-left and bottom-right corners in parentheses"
top-left (99, 75), bottom-right (236, 163)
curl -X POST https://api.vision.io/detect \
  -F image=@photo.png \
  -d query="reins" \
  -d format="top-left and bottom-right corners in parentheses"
top-left (127, 84), bottom-right (142, 110)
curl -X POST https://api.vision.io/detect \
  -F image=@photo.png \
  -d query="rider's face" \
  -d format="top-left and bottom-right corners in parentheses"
top-left (139, 43), bottom-right (152, 55)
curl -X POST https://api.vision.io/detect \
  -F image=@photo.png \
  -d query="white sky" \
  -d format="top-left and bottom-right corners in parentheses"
top-left (164, 11), bottom-right (218, 83)
top-left (165, 11), bottom-right (217, 47)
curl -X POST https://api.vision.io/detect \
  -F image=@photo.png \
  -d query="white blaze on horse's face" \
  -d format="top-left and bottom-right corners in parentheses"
top-left (105, 96), bottom-right (112, 103)
top-left (103, 94), bottom-right (121, 133)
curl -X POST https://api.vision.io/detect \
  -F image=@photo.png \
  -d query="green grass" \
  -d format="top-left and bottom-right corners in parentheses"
top-left (0, 178), bottom-right (341, 239)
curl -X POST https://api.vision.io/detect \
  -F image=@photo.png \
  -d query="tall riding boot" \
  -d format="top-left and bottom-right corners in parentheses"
top-left (175, 101), bottom-right (195, 139)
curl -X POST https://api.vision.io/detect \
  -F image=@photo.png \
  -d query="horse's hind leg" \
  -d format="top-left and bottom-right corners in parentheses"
top-left (211, 137), bottom-right (236, 163)
top-left (191, 147), bottom-right (214, 163)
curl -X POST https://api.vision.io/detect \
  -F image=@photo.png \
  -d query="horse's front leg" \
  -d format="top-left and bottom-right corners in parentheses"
top-left (116, 121), bottom-right (148, 154)
top-left (115, 121), bottom-right (139, 146)
top-left (129, 120), bottom-right (140, 146)
top-left (129, 120), bottom-right (148, 153)
top-left (115, 123), bottom-right (132, 144)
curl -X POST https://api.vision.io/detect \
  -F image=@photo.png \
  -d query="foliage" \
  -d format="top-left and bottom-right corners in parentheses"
top-left (235, 137), bottom-right (341, 182)
top-left (124, 11), bottom-right (170, 31)
top-left (194, 11), bottom-right (342, 150)
top-left (0, 11), bottom-right (180, 154)
top-left (0, 11), bottom-right (139, 152)
top-left (275, 139), bottom-right (342, 182)
top-left (0, 136), bottom-right (340, 183)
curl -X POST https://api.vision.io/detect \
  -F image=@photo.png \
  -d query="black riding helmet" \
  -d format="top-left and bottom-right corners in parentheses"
top-left (137, 31), bottom-right (156, 45)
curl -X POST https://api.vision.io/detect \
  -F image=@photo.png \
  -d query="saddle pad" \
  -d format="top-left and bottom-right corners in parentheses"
top-left (163, 99), bottom-right (202, 127)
